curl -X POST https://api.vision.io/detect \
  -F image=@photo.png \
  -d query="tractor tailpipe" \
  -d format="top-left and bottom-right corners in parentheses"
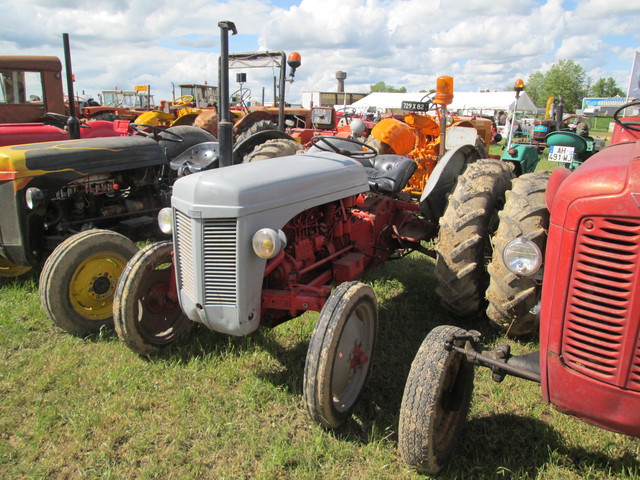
top-left (218, 21), bottom-right (237, 168)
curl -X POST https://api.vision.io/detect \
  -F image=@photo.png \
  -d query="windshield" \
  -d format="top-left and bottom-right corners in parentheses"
top-left (0, 70), bottom-right (44, 104)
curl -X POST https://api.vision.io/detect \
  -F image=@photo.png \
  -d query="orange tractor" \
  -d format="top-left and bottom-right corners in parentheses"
top-left (365, 86), bottom-right (494, 197)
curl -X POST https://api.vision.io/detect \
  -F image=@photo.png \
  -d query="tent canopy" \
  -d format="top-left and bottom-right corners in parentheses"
top-left (349, 91), bottom-right (538, 115)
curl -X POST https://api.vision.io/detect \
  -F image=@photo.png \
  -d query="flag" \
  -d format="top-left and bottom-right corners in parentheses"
top-left (627, 51), bottom-right (640, 99)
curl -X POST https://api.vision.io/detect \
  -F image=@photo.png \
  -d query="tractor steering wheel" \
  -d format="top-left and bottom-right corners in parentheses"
top-left (172, 95), bottom-right (194, 107)
top-left (336, 107), bottom-right (357, 118)
top-left (310, 135), bottom-right (378, 159)
top-left (130, 123), bottom-right (184, 142)
top-left (45, 112), bottom-right (90, 129)
top-left (230, 88), bottom-right (252, 104)
top-left (613, 99), bottom-right (640, 132)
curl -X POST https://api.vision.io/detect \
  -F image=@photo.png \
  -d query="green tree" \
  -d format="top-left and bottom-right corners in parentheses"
top-left (525, 59), bottom-right (587, 112)
top-left (524, 71), bottom-right (545, 106)
top-left (589, 77), bottom-right (625, 97)
top-left (370, 81), bottom-right (406, 93)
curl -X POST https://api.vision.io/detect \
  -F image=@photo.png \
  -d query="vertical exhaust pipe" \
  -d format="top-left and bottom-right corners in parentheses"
top-left (62, 33), bottom-right (81, 140)
top-left (218, 21), bottom-right (237, 168)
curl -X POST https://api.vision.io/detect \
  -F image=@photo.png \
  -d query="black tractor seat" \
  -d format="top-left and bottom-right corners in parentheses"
top-left (356, 154), bottom-right (416, 195)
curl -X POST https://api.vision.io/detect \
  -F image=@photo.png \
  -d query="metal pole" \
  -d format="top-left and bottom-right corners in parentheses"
top-left (277, 52), bottom-right (286, 131)
top-left (505, 91), bottom-right (520, 150)
top-left (217, 21), bottom-right (237, 168)
top-left (439, 105), bottom-right (447, 159)
top-left (62, 33), bottom-right (81, 139)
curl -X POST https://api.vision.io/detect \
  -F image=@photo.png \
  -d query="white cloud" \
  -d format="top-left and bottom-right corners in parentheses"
top-left (2, 0), bottom-right (639, 106)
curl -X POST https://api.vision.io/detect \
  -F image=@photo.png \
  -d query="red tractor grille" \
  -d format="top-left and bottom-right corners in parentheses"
top-left (562, 217), bottom-right (640, 391)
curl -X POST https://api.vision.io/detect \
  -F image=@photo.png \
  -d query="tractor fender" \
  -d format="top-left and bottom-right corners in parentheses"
top-left (135, 110), bottom-right (175, 126)
top-left (232, 130), bottom-right (296, 165)
top-left (370, 118), bottom-right (414, 155)
top-left (418, 143), bottom-right (484, 222)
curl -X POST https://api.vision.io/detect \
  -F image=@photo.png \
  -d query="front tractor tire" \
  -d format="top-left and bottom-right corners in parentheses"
top-left (434, 159), bottom-right (514, 316)
top-left (113, 241), bottom-right (191, 356)
top-left (303, 281), bottom-right (378, 429)
top-left (39, 229), bottom-right (139, 336)
top-left (398, 325), bottom-right (475, 475)
top-left (486, 171), bottom-right (550, 336)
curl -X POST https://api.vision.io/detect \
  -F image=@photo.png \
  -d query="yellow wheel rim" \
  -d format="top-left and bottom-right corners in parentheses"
top-left (0, 257), bottom-right (32, 278)
top-left (68, 252), bottom-right (129, 321)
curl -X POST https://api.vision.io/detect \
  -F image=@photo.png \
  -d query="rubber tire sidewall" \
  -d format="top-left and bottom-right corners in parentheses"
top-left (486, 171), bottom-right (550, 336)
top-left (243, 138), bottom-right (303, 162)
top-left (303, 281), bottom-right (378, 429)
top-left (434, 159), bottom-right (514, 316)
top-left (398, 325), bottom-right (475, 475)
top-left (114, 241), bottom-right (190, 356)
top-left (39, 229), bottom-right (138, 336)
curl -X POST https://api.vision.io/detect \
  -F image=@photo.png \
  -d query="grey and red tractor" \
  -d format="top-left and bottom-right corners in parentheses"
top-left (100, 21), bottom-right (510, 432)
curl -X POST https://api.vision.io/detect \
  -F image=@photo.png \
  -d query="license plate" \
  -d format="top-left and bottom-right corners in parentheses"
top-left (401, 100), bottom-right (431, 112)
top-left (548, 145), bottom-right (575, 163)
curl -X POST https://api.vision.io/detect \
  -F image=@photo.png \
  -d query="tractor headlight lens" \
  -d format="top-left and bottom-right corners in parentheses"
top-left (25, 187), bottom-right (44, 210)
top-left (252, 228), bottom-right (287, 259)
top-left (502, 237), bottom-right (542, 276)
top-left (157, 207), bottom-right (173, 235)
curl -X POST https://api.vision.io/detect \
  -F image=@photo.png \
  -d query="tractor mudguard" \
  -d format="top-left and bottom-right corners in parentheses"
top-left (418, 143), bottom-right (484, 222)
top-left (546, 130), bottom-right (588, 155)
top-left (500, 143), bottom-right (540, 175)
top-left (370, 118), bottom-right (415, 155)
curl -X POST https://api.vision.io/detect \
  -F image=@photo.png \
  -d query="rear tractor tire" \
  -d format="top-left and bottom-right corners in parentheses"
top-left (39, 229), bottom-right (138, 336)
top-left (434, 159), bottom-right (514, 316)
top-left (243, 138), bottom-right (303, 162)
top-left (486, 171), bottom-right (550, 336)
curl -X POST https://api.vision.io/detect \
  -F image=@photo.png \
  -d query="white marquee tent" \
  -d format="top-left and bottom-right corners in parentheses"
top-left (348, 91), bottom-right (539, 116)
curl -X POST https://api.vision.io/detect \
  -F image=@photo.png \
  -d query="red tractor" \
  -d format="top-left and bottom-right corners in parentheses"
top-left (398, 99), bottom-right (640, 475)
top-left (0, 35), bottom-right (125, 147)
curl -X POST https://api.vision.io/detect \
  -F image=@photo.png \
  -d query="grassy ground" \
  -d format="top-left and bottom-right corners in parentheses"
top-left (1, 250), bottom-right (639, 479)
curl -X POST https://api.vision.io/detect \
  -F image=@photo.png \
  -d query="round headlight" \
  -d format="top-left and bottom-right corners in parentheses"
top-left (157, 207), bottom-right (173, 235)
top-left (252, 228), bottom-right (286, 259)
top-left (502, 237), bottom-right (542, 276)
top-left (26, 187), bottom-right (45, 210)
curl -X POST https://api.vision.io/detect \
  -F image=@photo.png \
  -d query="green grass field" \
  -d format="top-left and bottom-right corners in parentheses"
top-left (1, 248), bottom-right (638, 479)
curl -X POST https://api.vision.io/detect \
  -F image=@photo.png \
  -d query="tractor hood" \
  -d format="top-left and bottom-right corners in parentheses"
top-left (171, 151), bottom-right (369, 218)
top-left (547, 140), bottom-right (640, 229)
top-left (0, 136), bottom-right (166, 182)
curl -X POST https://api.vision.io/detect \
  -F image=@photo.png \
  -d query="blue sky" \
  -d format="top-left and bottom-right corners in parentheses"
top-left (2, 0), bottom-right (639, 106)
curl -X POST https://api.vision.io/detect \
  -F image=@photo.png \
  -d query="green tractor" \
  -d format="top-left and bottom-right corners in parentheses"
top-left (499, 80), bottom-right (604, 174)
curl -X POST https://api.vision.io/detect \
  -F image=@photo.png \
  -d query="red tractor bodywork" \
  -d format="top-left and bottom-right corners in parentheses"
top-left (259, 193), bottom-right (427, 326)
top-left (540, 139), bottom-right (640, 436)
top-left (0, 120), bottom-right (126, 147)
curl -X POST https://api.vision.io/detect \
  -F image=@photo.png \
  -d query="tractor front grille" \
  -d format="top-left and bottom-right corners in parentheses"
top-left (202, 219), bottom-right (238, 306)
top-left (174, 210), bottom-right (238, 307)
top-left (174, 210), bottom-right (196, 300)
top-left (562, 217), bottom-right (640, 392)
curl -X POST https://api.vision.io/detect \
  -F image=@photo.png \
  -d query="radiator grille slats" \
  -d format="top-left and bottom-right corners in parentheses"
top-left (202, 219), bottom-right (238, 306)
top-left (562, 218), bottom-right (640, 391)
top-left (174, 210), bottom-right (196, 300)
